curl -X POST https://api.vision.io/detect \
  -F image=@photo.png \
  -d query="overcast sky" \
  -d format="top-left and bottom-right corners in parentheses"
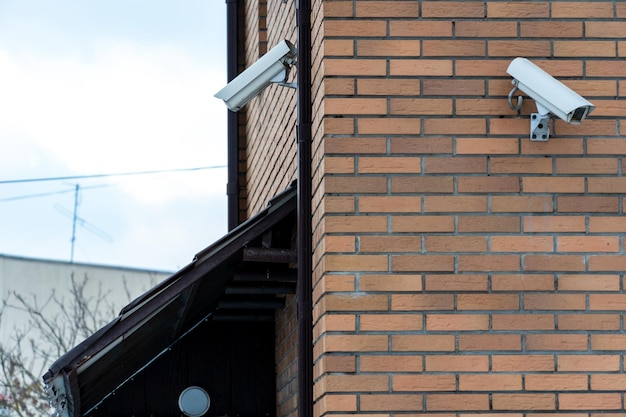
top-left (0, 1), bottom-right (229, 271)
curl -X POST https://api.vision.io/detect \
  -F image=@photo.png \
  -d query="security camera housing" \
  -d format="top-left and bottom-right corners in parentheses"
top-left (215, 40), bottom-right (297, 112)
top-left (506, 57), bottom-right (595, 141)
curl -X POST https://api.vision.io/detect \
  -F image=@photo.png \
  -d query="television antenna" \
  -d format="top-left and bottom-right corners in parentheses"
top-left (54, 184), bottom-right (113, 262)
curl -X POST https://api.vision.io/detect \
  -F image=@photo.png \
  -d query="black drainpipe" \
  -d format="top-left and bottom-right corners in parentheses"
top-left (226, 0), bottom-right (240, 231)
top-left (296, 0), bottom-right (313, 415)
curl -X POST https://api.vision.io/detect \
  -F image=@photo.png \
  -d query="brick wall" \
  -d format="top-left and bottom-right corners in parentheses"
top-left (311, 0), bottom-right (626, 414)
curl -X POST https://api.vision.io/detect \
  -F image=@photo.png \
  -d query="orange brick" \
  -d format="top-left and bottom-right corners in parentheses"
top-left (359, 196), bottom-right (422, 213)
top-left (323, 235), bottom-right (356, 253)
top-left (456, 21), bottom-right (517, 38)
top-left (318, 334), bottom-right (389, 354)
top-left (324, 176), bottom-right (387, 194)
top-left (589, 294), bottom-right (626, 310)
top-left (426, 314), bottom-right (489, 331)
top-left (425, 157), bottom-right (487, 173)
top-left (325, 39), bottom-right (355, 56)
top-left (324, 215), bottom-right (387, 233)
top-left (552, 2), bottom-right (615, 18)
top-left (324, 77), bottom-right (355, 94)
top-left (391, 176), bottom-right (454, 193)
top-left (314, 314), bottom-right (357, 335)
top-left (426, 394), bottom-right (489, 411)
top-left (392, 216), bottom-right (455, 232)
top-left (559, 393), bottom-right (621, 411)
top-left (457, 294), bottom-right (519, 310)
top-left (492, 314), bottom-right (554, 330)
top-left (490, 157), bottom-right (552, 174)
top-left (425, 274), bottom-right (488, 291)
top-left (392, 335), bottom-right (455, 352)
top-left (556, 157), bottom-right (618, 174)
top-left (324, 118), bottom-right (355, 135)
top-left (524, 294), bottom-right (586, 310)
top-left (355, 1), bottom-right (419, 17)
top-left (587, 60), bottom-right (626, 77)
top-left (458, 216), bottom-right (521, 233)
top-left (491, 236), bottom-right (553, 252)
top-left (520, 21), bottom-right (582, 38)
top-left (324, 157), bottom-right (355, 174)
top-left (557, 355), bottom-right (620, 371)
top-left (357, 40), bottom-right (420, 57)
top-left (558, 313), bottom-right (620, 331)
top-left (554, 41), bottom-right (616, 57)
top-left (323, 1), bottom-right (353, 17)
top-left (525, 374), bottom-right (587, 391)
top-left (360, 314), bottom-right (423, 332)
top-left (588, 177), bottom-right (626, 193)
top-left (487, 2), bottom-right (549, 18)
top-left (358, 156), bottom-right (421, 174)
top-left (425, 355), bottom-right (489, 372)
top-left (591, 334), bottom-right (626, 351)
top-left (425, 236), bottom-right (488, 252)
top-left (314, 355), bottom-right (356, 378)
top-left (526, 334), bottom-right (588, 351)
top-left (488, 40), bottom-right (551, 57)
top-left (325, 98), bottom-right (387, 115)
top-left (522, 177), bottom-right (585, 193)
top-left (324, 21), bottom-right (387, 37)
top-left (360, 394), bottom-right (423, 412)
top-left (456, 138), bottom-right (519, 155)
top-left (491, 196), bottom-right (553, 213)
top-left (423, 79), bottom-right (485, 96)
top-left (360, 235), bottom-right (421, 253)
top-left (424, 196), bottom-right (487, 212)
top-left (491, 354), bottom-right (554, 372)
top-left (390, 137), bottom-right (453, 154)
top-left (457, 177), bottom-right (520, 193)
top-left (458, 255), bottom-right (520, 272)
top-left (422, 1), bottom-right (485, 18)
top-left (357, 79), bottom-right (420, 96)
top-left (522, 138), bottom-right (584, 155)
top-left (423, 40), bottom-right (486, 57)
top-left (317, 374), bottom-right (389, 396)
top-left (393, 375), bottom-right (456, 392)
top-left (325, 58), bottom-right (387, 76)
top-left (491, 274), bottom-right (554, 292)
top-left (555, 119), bottom-right (617, 137)
top-left (492, 394), bottom-right (555, 411)
top-left (323, 254), bottom-right (388, 272)
top-left (459, 374), bottom-right (522, 391)
top-left (391, 98), bottom-right (452, 115)
top-left (359, 274), bottom-right (422, 292)
top-left (392, 255), bottom-right (455, 272)
top-left (523, 255), bottom-right (585, 272)
top-left (523, 216), bottom-right (586, 233)
top-left (589, 216), bottom-right (626, 232)
top-left (456, 59), bottom-right (510, 76)
top-left (587, 21), bottom-right (626, 38)
top-left (314, 394), bottom-right (356, 413)
top-left (588, 256), bottom-right (626, 272)
top-left (390, 59), bottom-right (453, 76)
top-left (424, 118), bottom-right (486, 135)
top-left (591, 374), bottom-right (626, 391)
top-left (458, 334), bottom-right (521, 351)
top-left (360, 355), bottom-right (423, 372)
top-left (392, 294), bottom-right (454, 311)
top-left (558, 274), bottom-right (620, 291)
top-left (390, 21), bottom-right (453, 37)
top-left (320, 294), bottom-right (388, 312)
top-left (358, 117), bottom-right (421, 135)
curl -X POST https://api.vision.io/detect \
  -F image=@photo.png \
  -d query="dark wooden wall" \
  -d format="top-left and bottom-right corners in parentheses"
top-left (88, 319), bottom-right (276, 417)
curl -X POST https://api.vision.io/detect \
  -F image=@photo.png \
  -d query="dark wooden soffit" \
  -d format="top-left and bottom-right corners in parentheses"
top-left (43, 183), bottom-right (297, 417)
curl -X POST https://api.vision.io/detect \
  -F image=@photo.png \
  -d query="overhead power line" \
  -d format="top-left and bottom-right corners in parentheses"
top-left (0, 165), bottom-right (227, 185)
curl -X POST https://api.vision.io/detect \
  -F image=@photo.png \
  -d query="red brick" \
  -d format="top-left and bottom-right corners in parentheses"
top-left (325, 98), bottom-right (387, 115)
top-left (391, 98), bottom-right (452, 115)
top-left (491, 236), bottom-right (553, 252)
top-left (317, 374), bottom-right (389, 396)
top-left (323, 254), bottom-right (388, 272)
top-left (314, 355), bottom-right (356, 378)
top-left (392, 216), bottom-right (455, 232)
top-left (490, 157), bottom-right (552, 174)
top-left (426, 394), bottom-right (489, 411)
top-left (558, 313), bottom-right (620, 331)
top-left (426, 314), bottom-right (489, 331)
top-left (390, 59), bottom-right (453, 76)
top-left (423, 80), bottom-right (485, 96)
top-left (425, 236), bottom-right (488, 252)
top-left (457, 177), bottom-right (520, 193)
top-left (588, 139), bottom-right (626, 155)
top-left (491, 354), bottom-right (554, 372)
top-left (491, 196), bottom-right (553, 213)
top-left (324, 176), bottom-right (387, 194)
top-left (457, 294), bottom-right (519, 310)
top-left (359, 235), bottom-right (420, 253)
top-left (524, 294), bottom-right (586, 310)
top-left (318, 334), bottom-right (389, 354)
top-left (491, 274), bottom-right (554, 291)
top-left (552, 2), bottom-right (615, 18)
top-left (458, 334), bottom-right (521, 351)
top-left (325, 59), bottom-right (387, 76)
top-left (425, 274), bottom-right (488, 291)
top-left (459, 374), bottom-right (522, 391)
top-left (359, 274), bottom-right (422, 292)
top-left (390, 21), bottom-right (452, 37)
top-left (392, 255), bottom-right (455, 272)
top-left (589, 294), bottom-right (626, 311)
top-left (424, 118), bottom-right (486, 135)
top-left (456, 21), bottom-right (517, 38)
top-left (325, 137), bottom-right (386, 154)
top-left (456, 138), bottom-right (519, 155)
top-left (324, 21), bottom-right (387, 37)
top-left (458, 255), bottom-right (520, 272)
top-left (357, 79), bottom-right (420, 96)
top-left (488, 40), bottom-right (551, 57)
top-left (422, 1), bottom-right (485, 18)
top-left (357, 118), bottom-right (421, 135)
top-left (589, 216), bottom-right (626, 232)
top-left (588, 178), bottom-right (626, 193)
top-left (523, 255), bottom-right (585, 272)
top-left (320, 294), bottom-right (388, 312)
top-left (392, 294), bottom-right (454, 311)
top-left (492, 314), bottom-right (554, 330)
top-left (323, 1), bottom-right (353, 17)
top-left (355, 1), bottom-right (419, 17)
top-left (558, 274), bottom-right (620, 291)
top-left (358, 157), bottom-right (421, 174)
top-left (315, 394), bottom-right (356, 413)
top-left (360, 394), bottom-right (423, 412)
top-left (588, 256), bottom-right (626, 272)
top-left (392, 335), bottom-right (455, 352)
top-left (358, 196), bottom-right (421, 213)
top-left (591, 374), bottom-right (626, 391)
top-left (423, 40), bottom-right (486, 57)
top-left (360, 355), bottom-right (422, 372)
top-left (458, 216), bottom-right (521, 233)
top-left (424, 196), bottom-right (487, 212)
top-left (492, 394), bottom-right (555, 411)
top-left (390, 137), bottom-right (453, 154)
top-left (393, 375), bottom-right (456, 392)
top-left (525, 374), bottom-right (587, 391)
top-left (357, 40), bottom-right (421, 57)
top-left (557, 355), bottom-right (620, 371)
top-left (360, 314), bottom-right (422, 332)
top-left (526, 334), bottom-right (588, 351)
top-left (522, 138), bottom-right (584, 155)
top-left (520, 21), bottom-right (582, 38)
top-left (487, 2), bottom-right (549, 18)
top-left (554, 41), bottom-right (616, 57)
top-left (425, 355), bottom-right (489, 372)
top-left (324, 216), bottom-right (387, 233)
top-left (391, 176), bottom-right (454, 193)
top-left (523, 216), bottom-right (586, 233)
top-left (456, 59), bottom-right (510, 76)
top-left (556, 158), bottom-right (618, 174)
top-left (522, 177), bottom-right (584, 193)
top-left (591, 334), bottom-right (626, 351)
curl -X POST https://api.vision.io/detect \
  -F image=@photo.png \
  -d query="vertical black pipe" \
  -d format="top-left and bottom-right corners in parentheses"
top-left (226, 0), bottom-right (240, 231)
top-left (296, 0), bottom-right (313, 415)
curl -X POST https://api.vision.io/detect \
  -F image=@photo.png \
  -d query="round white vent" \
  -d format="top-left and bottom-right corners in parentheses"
top-left (178, 386), bottom-right (210, 417)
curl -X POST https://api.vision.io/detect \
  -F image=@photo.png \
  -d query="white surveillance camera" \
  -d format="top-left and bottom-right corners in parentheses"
top-left (215, 40), bottom-right (297, 112)
top-left (506, 57), bottom-right (595, 141)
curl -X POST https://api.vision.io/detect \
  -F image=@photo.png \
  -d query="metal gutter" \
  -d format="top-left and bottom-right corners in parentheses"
top-left (296, 0), bottom-right (313, 416)
top-left (226, 0), bottom-right (240, 230)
